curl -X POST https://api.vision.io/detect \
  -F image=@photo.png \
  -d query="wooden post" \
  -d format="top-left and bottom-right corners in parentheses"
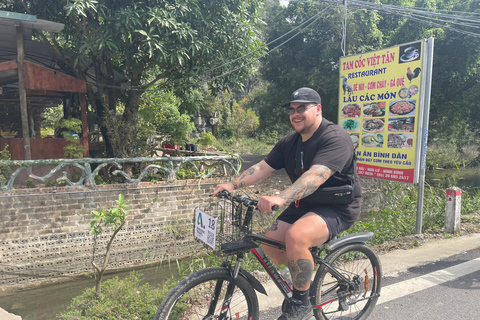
top-left (445, 187), bottom-right (462, 233)
top-left (80, 94), bottom-right (90, 157)
top-left (16, 24), bottom-right (32, 161)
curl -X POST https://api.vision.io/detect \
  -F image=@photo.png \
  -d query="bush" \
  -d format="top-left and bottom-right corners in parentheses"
top-left (426, 142), bottom-right (479, 169)
top-left (197, 131), bottom-right (217, 147)
top-left (57, 272), bottom-right (164, 320)
top-left (0, 144), bottom-right (12, 187)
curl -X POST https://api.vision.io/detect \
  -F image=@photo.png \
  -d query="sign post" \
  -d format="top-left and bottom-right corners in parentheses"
top-left (338, 38), bottom-right (434, 233)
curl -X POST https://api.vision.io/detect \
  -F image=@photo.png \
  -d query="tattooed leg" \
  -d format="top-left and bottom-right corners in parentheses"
top-left (263, 219), bottom-right (291, 267)
top-left (284, 212), bottom-right (330, 290)
top-left (269, 220), bottom-right (279, 231)
top-left (288, 258), bottom-right (314, 290)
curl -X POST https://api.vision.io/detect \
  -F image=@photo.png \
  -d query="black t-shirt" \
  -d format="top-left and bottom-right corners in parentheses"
top-left (264, 118), bottom-right (361, 222)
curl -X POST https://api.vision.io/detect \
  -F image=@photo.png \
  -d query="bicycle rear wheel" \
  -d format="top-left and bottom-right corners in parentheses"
top-left (154, 267), bottom-right (259, 320)
top-left (311, 243), bottom-right (382, 320)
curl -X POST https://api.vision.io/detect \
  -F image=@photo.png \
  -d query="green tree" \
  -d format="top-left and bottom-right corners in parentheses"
top-left (138, 89), bottom-right (195, 147)
top-left (9, 0), bottom-right (266, 157)
top-left (257, 0), bottom-right (384, 132)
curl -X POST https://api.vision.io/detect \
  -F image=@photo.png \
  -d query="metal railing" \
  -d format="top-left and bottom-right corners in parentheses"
top-left (0, 153), bottom-right (241, 190)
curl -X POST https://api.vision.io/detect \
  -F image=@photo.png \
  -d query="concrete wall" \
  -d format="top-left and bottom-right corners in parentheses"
top-left (0, 179), bottom-right (224, 292)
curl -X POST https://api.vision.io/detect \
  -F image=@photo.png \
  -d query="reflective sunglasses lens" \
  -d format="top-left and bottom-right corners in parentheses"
top-left (287, 105), bottom-right (307, 115)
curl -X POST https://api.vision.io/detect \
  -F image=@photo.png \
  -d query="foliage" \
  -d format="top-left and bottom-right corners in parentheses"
top-left (57, 272), bottom-right (163, 320)
top-left (42, 105), bottom-right (63, 137)
top-left (426, 141), bottom-right (479, 169)
top-left (58, 119), bottom-right (85, 158)
top-left (196, 132), bottom-right (217, 147)
top-left (89, 194), bottom-right (130, 296)
top-left (217, 137), bottom-right (274, 155)
top-left (0, 144), bottom-right (12, 187)
top-left (139, 90), bottom-right (195, 147)
top-left (219, 102), bottom-right (260, 139)
top-left (25, 180), bottom-right (35, 188)
top-left (8, 0), bottom-right (266, 157)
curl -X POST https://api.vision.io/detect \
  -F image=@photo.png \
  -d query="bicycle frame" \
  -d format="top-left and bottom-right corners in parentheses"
top-left (215, 202), bottom-right (374, 313)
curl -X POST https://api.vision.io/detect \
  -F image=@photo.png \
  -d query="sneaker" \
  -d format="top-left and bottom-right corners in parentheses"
top-left (278, 298), bottom-right (312, 320)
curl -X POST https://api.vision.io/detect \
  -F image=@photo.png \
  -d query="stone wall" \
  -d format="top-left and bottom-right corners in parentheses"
top-left (0, 179), bottom-right (225, 291)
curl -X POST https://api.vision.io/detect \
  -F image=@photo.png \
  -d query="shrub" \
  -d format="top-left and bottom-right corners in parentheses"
top-left (0, 144), bottom-right (12, 187)
top-left (197, 131), bottom-right (217, 147)
top-left (57, 272), bottom-right (164, 319)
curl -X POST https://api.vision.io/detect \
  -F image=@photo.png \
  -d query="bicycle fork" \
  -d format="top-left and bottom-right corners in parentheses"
top-left (208, 254), bottom-right (245, 320)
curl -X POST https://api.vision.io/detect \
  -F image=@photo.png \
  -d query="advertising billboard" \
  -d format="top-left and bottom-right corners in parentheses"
top-left (338, 41), bottom-right (428, 184)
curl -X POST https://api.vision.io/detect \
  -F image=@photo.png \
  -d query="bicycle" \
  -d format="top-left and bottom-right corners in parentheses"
top-left (154, 191), bottom-right (382, 320)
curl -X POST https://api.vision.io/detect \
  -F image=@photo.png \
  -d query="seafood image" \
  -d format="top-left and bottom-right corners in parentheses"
top-left (390, 100), bottom-right (415, 115)
top-left (342, 104), bottom-right (361, 117)
top-left (362, 134), bottom-right (384, 148)
top-left (363, 118), bottom-right (384, 132)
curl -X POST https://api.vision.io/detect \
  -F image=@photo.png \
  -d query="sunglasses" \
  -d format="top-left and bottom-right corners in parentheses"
top-left (286, 104), bottom-right (316, 115)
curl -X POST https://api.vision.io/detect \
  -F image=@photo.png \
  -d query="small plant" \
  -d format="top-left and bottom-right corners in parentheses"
top-left (89, 194), bottom-right (130, 297)
top-left (94, 174), bottom-right (105, 185)
top-left (45, 180), bottom-right (56, 188)
top-left (25, 180), bottom-right (35, 188)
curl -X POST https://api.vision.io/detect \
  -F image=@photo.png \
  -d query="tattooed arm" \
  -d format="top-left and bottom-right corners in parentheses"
top-left (257, 164), bottom-right (335, 212)
top-left (213, 160), bottom-right (275, 197)
top-left (280, 164), bottom-right (335, 203)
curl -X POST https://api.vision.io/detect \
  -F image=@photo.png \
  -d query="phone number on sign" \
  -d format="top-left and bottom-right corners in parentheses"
top-left (357, 165), bottom-right (413, 183)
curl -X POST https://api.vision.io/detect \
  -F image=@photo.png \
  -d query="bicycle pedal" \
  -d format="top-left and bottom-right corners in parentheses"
top-left (221, 240), bottom-right (251, 253)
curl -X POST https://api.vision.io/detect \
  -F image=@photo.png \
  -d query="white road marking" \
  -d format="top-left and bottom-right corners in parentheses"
top-left (378, 257), bottom-right (480, 305)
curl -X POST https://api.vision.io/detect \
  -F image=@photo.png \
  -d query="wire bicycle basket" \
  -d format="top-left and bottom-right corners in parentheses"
top-left (193, 193), bottom-right (252, 252)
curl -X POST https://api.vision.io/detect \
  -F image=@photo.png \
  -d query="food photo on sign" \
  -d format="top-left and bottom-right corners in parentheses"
top-left (363, 118), bottom-right (385, 133)
top-left (363, 101), bottom-right (386, 117)
top-left (341, 118), bottom-right (360, 132)
top-left (388, 117), bottom-right (415, 132)
top-left (389, 99), bottom-right (416, 116)
top-left (362, 133), bottom-right (384, 148)
top-left (398, 84), bottom-right (419, 99)
top-left (387, 133), bottom-right (414, 149)
top-left (341, 103), bottom-right (361, 117)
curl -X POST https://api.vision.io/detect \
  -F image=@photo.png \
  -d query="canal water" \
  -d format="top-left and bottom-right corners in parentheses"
top-left (1, 167), bottom-right (479, 319)
top-left (0, 263), bottom-right (179, 320)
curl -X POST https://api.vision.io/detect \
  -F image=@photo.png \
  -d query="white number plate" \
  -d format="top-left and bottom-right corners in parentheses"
top-left (194, 208), bottom-right (217, 250)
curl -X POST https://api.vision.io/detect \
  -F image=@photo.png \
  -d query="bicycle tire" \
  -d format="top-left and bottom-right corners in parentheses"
top-left (311, 243), bottom-right (382, 320)
top-left (154, 267), bottom-right (259, 320)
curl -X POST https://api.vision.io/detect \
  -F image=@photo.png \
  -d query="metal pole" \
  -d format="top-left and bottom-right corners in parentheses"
top-left (342, 0), bottom-right (347, 56)
top-left (416, 37), bottom-right (435, 234)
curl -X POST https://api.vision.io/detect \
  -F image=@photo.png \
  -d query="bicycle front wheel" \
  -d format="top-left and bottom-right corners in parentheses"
top-left (311, 243), bottom-right (382, 320)
top-left (154, 267), bottom-right (259, 320)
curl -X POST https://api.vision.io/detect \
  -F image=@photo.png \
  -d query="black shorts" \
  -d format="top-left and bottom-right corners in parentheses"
top-left (277, 202), bottom-right (354, 240)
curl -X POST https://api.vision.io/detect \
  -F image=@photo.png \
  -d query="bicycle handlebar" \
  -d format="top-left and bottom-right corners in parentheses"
top-left (215, 191), bottom-right (279, 211)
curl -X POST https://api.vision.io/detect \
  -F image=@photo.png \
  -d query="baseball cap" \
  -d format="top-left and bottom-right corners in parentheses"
top-left (288, 87), bottom-right (321, 105)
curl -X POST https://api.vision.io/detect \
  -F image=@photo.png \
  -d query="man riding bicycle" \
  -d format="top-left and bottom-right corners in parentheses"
top-left (213, 87), bottom-right (361, 320)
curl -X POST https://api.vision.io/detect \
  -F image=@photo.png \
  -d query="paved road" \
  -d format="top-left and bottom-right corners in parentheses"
top-left (259, 234), bottom-right (480, 319)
